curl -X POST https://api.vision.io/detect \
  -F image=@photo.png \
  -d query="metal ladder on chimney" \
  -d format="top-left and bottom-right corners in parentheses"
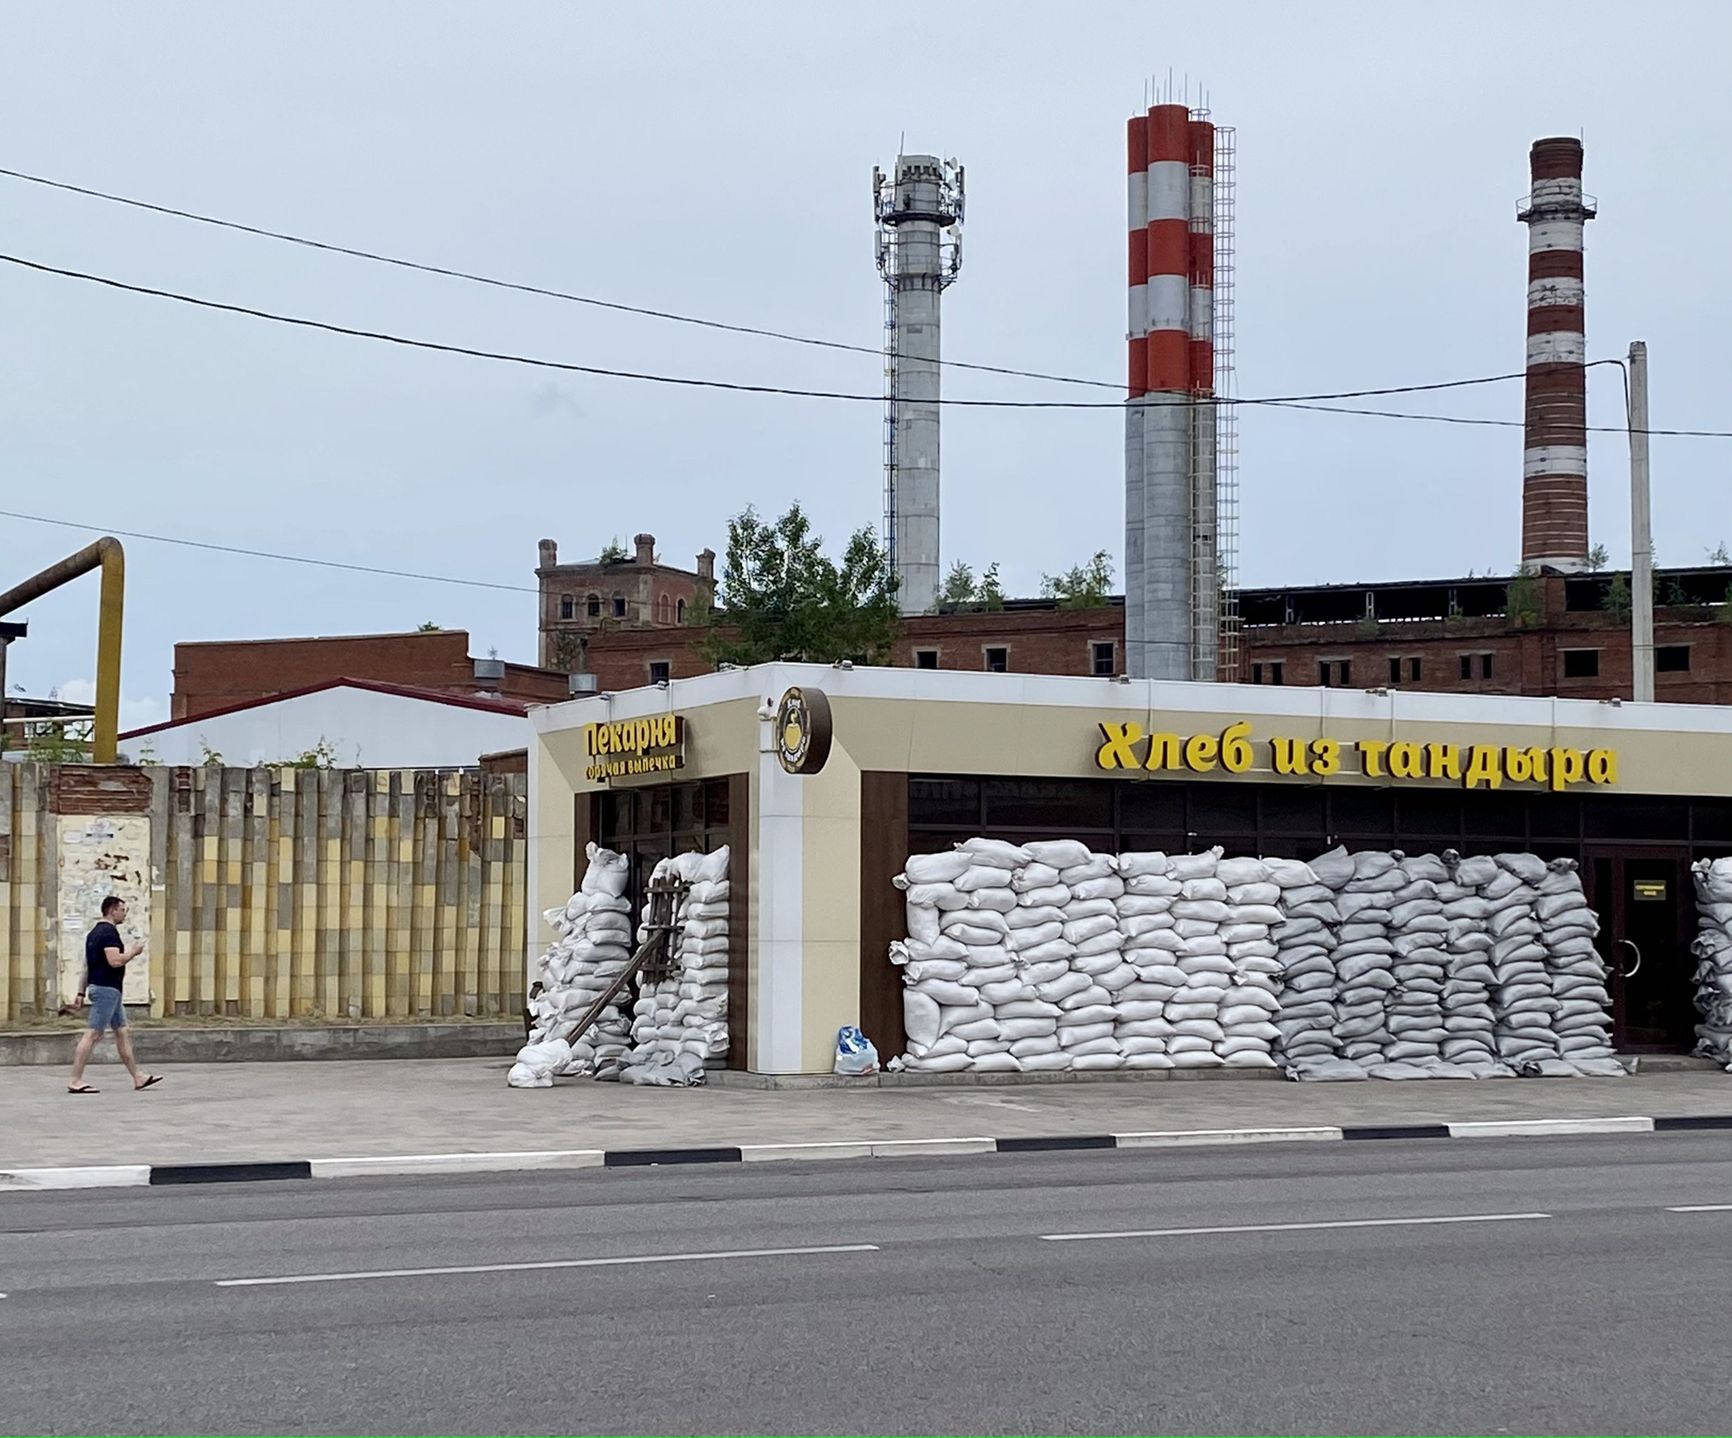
top-left (554, 873), bottom-right (688, 1050)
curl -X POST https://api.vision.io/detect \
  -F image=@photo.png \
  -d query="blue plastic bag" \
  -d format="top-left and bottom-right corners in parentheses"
top-left (834, 1025), bottom-right (879, 1076)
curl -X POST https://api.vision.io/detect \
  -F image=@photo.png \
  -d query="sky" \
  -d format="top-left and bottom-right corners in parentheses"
top-left (3, 1), bottom-right (1730, 727)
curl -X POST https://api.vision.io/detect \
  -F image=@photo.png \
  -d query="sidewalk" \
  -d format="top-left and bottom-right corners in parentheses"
top-left (4, 1056), bottom-right (1730, 1171)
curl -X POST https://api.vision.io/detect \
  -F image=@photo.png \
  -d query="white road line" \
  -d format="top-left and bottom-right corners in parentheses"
top-left (1040, 1212), bottom-right (1552, 1242)
top-left (214, 1243), bottom-right (879, 1288)
top-left (1665, 1204), bottom-right (1732, 1213)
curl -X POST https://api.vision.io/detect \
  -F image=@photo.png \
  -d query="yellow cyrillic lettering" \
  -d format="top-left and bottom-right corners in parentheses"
top-left (1310, 739), bottom-right (1341, 777)
top-left (1270, 736), bottom-right (1311, 776)
top-left (1388, 742), bottom-right (1423, 779)
top-left (1220, 721), bottom-right (1254, 774)
top-left (1144, 733), bottom-right (1182, 772)
top-left (1588, 748), bottom-right (1617, 785)
top-left (1505, 746), bottom-right (1547, 784)
top-left (1096, 721), bottom-right (1145, 770)
top-left (1183, 733), bottom-right (1219, 772)
top-left (1425, 743), bottom-right (1461, 780)
top-left (1550, 747), bottom-right (1586, 791)
top-left (1463, 745), bottom-right (1503, 790)
top-left (1357, 740), bottom-right (1388, 778)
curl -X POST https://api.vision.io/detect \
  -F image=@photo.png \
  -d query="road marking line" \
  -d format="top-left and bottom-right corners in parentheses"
top-left (1040, 1212), bottom-right (1552, 1242)
top-left (1665, 1204), bottom-right (1732, 1213)
top-left (213, 1243), bottom-right (879, 1287)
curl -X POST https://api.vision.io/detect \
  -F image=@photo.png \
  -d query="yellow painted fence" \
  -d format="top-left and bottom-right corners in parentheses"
top-left (0, 762), bottom-right (526, 1022)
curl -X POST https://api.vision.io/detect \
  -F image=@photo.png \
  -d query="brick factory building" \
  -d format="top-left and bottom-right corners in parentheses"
top-left (170, 628), bottom-right (569, 721)
top-left (535, 533), bottom-right (715, 673)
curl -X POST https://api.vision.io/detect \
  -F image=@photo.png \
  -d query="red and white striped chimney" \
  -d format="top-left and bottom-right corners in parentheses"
top-left (1144, 104), bottom-right (1193, 394)
top-left (1518, 137), bottom-right (1595, 571)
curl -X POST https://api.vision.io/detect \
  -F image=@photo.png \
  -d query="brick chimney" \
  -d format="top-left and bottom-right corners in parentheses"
top-left (634, 533), bottom-right (656, 565)
top-left (1518, 137), bottom-right (1595, 572)
top-left (696, 548), bottom-right (716, 582)
top-left (537, 538), bottom-right (557, 570)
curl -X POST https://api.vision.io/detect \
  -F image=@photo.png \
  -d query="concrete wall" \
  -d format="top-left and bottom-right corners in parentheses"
top-left (130, 687), bottom-right (530, 770)
top-left (1, 762), bottom-right (527, 1022)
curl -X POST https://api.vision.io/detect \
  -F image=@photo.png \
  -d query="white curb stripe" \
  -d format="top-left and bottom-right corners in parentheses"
top-left (867, 1138), bottom-right (996, 1158)
top-left (739, 1142), bottom-right (875, 1163)
top-left (1041, 1212), bottom-right (1552, 1242)
top-left (307, 1149), bottom-right (605, 1179)
top-left (0, 1165), bottom-right (151, 1191)
top-left (1665, 1204), bottom-right (1732, 1213)
top-left (1114, 1126), bottom-right (1344, 1147)
top-left (1446, 1117), bottom-right (1655, 1139)
top-left (214, 1243), bottom-right (880, 1287)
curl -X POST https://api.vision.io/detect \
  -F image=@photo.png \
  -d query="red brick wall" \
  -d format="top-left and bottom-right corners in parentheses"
top-left (171, 631), bottom-right (569, 719)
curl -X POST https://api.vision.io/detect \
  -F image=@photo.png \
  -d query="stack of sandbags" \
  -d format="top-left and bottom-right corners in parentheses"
top-left (1692, 858), bottom-right (1732, 1069)
top-left (1208, 854), bottom-right (1285, 1069)
top-left (1331, 851), bottom-right (1402, 1071)
top-left (1274, 849), bottom-right (1349, 1077)
top-left (1531, 858), bottom-right (1622, 1077)
top-left (895, 838), bottom-right (1038, 1073)
top-left (1033, 839), bottom-right (1127, 1074)
top-left (1113, 848), bottom-right (1185, 1071)
top-left (1438, 853), bottom-right (1503, 1075)
top-left (619, 847), bottom-right (731, 1086)
top-left (509, 842), bottom-right (633, 1088)
top-left (1375, 852), bottom-right (1455, 1078)
top-left (1482, 853), bottom-right (1560, 1072)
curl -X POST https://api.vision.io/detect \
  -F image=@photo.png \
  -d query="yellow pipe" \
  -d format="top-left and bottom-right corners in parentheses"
top-left (0, 537), bottom-right (126, 762)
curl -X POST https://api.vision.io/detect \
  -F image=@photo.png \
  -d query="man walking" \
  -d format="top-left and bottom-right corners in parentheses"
top-left (68, 895), bottom-right (161, 1095)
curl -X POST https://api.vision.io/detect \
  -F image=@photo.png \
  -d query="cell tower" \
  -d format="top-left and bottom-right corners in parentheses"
top-left (875, 154), bottom-right (964, 617)
top-left (1124, 83), bottom-right (1233, 681)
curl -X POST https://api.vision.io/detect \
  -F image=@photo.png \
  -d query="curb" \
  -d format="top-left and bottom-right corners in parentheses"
top-left (4, 1115), bottom-right (1730, 1193)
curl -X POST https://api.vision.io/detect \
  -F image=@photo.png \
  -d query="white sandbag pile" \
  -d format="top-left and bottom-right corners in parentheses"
top-left (1271, 852), bottom-right (1344, 1072)
top-left (619, 847), bottom-right (732, 1086)
top-left (509, 842), bottom-right (634, 1087)
top-left (892, 839), bottom-right (1285, 1073)
top-left (1525, 857), bottom-right (1622, 1077)
top-left (1690, 857), bottom-right (1732, 1069)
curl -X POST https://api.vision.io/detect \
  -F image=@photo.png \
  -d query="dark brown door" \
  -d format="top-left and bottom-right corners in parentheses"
top-left (1585, 848), bottom-right (1697, 1052)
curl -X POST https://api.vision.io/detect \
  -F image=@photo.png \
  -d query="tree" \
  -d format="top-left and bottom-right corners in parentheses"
top-left (1709, 542), bottom-right (1731, 565)
top-left (1602, 573), bottom-right (1632, 622)
top-left (700, 503), bottom-right (900, 666)
top-left (599, 537), bottom-right (629, 564)
top-left (1505, 567), bottom-right (1542, 628)
top-left (417, 620), bottom-right (442, 632)
top-left (934, 560), bottom-right (1006, 614)
top-left (1586, 543), bottom-right (1609, 571)
top-left (1042, 550), bottom-right (1114, 609)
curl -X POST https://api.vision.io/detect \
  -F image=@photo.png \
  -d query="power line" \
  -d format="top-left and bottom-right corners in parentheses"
top-left (0, 249), bottom-right (1547, 414)
top-left (2, 508), bottom-right (538, 594)
top-left (0, 162), bottom-right (1120, 392)
top-left (4, 249), bottom-right (1728, 435)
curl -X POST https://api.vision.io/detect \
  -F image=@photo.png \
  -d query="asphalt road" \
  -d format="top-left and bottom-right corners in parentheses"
top-left (4, 1135), bottom-right (1731, 1436)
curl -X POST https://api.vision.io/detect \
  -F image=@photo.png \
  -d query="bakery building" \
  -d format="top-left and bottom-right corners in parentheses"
top-left (528, 664), bottom-right (1732, 1075)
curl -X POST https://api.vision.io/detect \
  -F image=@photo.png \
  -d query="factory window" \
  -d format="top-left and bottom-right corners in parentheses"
top-left (677, 598), bottom-right (686, 624)
top-left (655, 594), bottom-right (672, 624)
top-left (1459, 654), bottom-right (1473, 680)
top-left (612, 594), bottom-right (627, 619)
top-left (1091, 642), bottom-right (1115, 677)
top-left (1480, 653), bottom-right (1494, 679)
top-left (559, 594), bottom-right (574, 620)
top-left (1388, 656), bottom-right (1402, 686)
top-left (1657, 645), bottom-right (1691, 673)
top-left (1409, 657), bottom-right (1422, 682)
top-left (1319, 659), bottom-right (1351, 688)
top-left (1251, 661), bottom-right (1285, 686)
top-left (984, 647), bottom-right (1009, 674)
top-left (586, 594), bottom-right (601, 618)
top-left (915, 649), bottom-right (940, 670)
top-left (648, 660), bottom-right (670, 685)
top-left (1561, 648), bottom-right (1600, 679)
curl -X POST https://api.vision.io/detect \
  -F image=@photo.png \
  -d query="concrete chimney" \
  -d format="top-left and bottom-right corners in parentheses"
top-left (634, 533), bottom-right (656, 566)
top-left (1518, 137), bottom-right (1595, 572)
top-left (696, 548), bottom-right (716, 582)
top-left (538, 538), bottom-right (557, 570)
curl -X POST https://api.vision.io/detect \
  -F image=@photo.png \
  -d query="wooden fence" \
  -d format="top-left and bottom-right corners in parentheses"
top-left (0, 762), bottom-right (526, 1022)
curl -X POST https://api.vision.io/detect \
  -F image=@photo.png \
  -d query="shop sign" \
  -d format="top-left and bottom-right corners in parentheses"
top-left (1094, 719), bottom-right (1618, 793)
top-left (1633, 879), bottom-right (1668, 901)
top-left (774, 686), bottom-right (833, 775)
top-left (583, 714), bottom-right (685, 782)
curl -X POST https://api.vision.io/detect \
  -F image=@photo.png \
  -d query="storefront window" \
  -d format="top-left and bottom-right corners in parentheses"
top-left (910, 778), bottom-right (981, 829)
top-left (983, 778), bottom-right (1112, 832)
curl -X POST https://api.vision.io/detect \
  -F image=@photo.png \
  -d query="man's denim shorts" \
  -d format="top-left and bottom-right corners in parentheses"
top-left (86, 986), bottom-right (126, 1031)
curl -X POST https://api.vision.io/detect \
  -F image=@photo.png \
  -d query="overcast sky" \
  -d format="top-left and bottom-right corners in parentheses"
top-left (3, 1), bottom-right (1728, 726)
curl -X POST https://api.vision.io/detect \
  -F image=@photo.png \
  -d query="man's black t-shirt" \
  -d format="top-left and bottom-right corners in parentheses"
top-left (85, 921), bottom-right (125, 991)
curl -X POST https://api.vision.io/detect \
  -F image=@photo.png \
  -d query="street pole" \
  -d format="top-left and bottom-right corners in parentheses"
top-left (1628, 341), bottom-right (1654, 703)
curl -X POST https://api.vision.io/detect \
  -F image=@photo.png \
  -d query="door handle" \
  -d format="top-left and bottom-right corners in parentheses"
top-left (1619, 938), bottom-right (1642, 978)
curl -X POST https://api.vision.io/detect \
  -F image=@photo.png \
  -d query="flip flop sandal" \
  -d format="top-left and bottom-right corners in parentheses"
top-left (68, 1084), bottom-right (99, 1094)
top-left (134, 1075), bottom-right (164, 1091)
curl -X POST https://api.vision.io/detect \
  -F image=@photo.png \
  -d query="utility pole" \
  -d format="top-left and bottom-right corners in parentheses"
top-left (1628, 340), bottom-right (1654, 703)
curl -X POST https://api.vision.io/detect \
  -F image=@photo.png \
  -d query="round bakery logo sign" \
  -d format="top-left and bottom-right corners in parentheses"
top-left (775, 686), bottom-right (832, 775)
